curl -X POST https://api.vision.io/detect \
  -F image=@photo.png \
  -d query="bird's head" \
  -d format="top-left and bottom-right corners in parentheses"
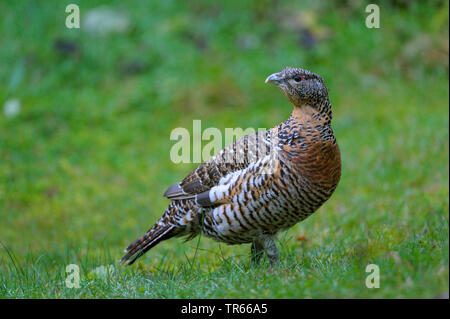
top-left (265, 67), bottom-right (329, 108)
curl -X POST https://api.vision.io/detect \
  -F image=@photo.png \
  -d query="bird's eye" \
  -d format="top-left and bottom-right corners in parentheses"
top-left (294, 75), bottom-right (305, 82)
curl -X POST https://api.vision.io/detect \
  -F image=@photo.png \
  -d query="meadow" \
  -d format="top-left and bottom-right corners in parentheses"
top-left (0, 0), bottom-right (448, 298)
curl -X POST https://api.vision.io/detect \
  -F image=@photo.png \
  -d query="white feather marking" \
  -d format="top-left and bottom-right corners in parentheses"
top-left (238, 191), bottom-right (245, 204)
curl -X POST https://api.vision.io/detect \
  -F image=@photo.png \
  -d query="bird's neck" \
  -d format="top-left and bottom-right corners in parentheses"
top-left (289, 100), bottom-right (332, 126)
top-left (290, 105), bottom-right (318, 124)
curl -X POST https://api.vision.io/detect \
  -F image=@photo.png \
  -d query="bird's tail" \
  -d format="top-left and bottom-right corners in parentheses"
top-left (120, 223), bottom-right (176, 265)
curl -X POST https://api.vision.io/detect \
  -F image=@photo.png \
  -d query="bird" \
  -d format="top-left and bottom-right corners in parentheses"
top-left (121, 67), bottom-right (341, 266)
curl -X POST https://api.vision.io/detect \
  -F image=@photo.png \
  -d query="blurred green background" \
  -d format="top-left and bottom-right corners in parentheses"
top-left (0, 0), bottom-right (448, 298)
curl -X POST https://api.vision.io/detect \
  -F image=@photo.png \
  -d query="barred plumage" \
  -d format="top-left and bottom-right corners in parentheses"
top-left (121, 67), bottom-right (341, 265)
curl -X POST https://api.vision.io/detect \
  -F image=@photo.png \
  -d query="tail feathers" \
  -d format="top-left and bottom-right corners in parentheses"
top-left (121, 225), bottom-right (175, 265)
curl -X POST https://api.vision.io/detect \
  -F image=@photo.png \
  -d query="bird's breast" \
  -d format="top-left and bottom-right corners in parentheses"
top-left (282, 138), bottom-right (341, 200)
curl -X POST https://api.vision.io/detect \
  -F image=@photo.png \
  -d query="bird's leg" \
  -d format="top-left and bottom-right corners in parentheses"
top-left (251, 240), bottom-right (264, 265)
top-left (262, 236), bottom-right (280, 266)
top-left (251, 236), bottom-right (280, 266)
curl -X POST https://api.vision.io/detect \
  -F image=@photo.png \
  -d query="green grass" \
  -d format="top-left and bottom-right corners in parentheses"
top-left (0, 0), bottom-right (448, 298)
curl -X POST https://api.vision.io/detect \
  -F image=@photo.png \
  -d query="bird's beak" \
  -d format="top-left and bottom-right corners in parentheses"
top-left (265, 72), bottom-right (284, 85)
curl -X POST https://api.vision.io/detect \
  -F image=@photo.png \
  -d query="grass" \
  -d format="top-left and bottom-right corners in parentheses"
top-left (0, 0), bottom-right (448, 298)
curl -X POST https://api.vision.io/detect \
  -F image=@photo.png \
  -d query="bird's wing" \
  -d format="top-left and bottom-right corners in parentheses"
top-left (163, 130), bottom-right (275, 201)
top-left (193, 153), bottom-right (281, 207)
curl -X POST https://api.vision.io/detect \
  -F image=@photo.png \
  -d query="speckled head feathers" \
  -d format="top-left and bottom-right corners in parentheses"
top-left (266, 67), bottom-right (329, 108)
